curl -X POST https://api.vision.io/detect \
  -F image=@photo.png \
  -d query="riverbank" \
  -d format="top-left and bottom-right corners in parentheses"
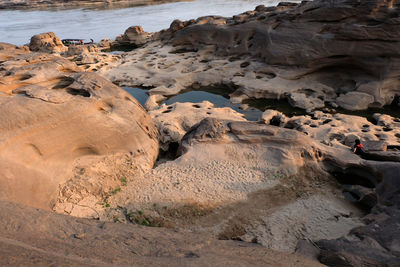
top-left (0, 0), bottom-right (271, 45)
top-left (0, 0), bottom-right (192, 10)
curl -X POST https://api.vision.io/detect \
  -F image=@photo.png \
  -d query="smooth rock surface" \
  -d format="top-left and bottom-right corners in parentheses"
top-left (0, 45), bottom-right (158, 210)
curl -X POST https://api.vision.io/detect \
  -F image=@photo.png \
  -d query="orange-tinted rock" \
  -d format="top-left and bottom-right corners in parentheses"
top-left (29, 32), bottom-right (67, 53)
top-left (0, 47), bottom-right (158, 210)
top-left (115, 25), bottom-right (151, 47)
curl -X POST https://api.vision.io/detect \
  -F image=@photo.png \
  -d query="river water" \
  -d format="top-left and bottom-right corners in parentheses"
top-left (0, 0), bottom-right (288, 45)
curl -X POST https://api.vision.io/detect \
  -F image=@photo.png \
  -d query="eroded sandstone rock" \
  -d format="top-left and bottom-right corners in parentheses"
top-left (115, 25), bottom-right (152, 47)
top-left (29, 32), bottom-right (67, 53)
top-left (149, 101), bottom-right (246, 150)
top-left (0, 45), bottom-right (158, 211)
top-left (102, 0), bottom-right (400, 112)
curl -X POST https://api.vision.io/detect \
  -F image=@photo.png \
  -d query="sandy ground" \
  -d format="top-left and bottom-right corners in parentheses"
top-left (0, 200), bottom-right (324, 266)
top-left (100, 141), bottom-right (364, 253)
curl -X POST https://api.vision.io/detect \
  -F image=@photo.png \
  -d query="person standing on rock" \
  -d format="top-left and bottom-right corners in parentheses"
top-left (353, 139), bottom-right (365, 156)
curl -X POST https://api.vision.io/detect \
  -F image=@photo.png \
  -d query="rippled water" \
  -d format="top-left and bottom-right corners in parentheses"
top-left (0, 0), bottom-right (289, 45)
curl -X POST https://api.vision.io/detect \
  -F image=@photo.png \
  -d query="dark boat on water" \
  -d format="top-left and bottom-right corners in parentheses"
top-left (62, 39), bottom-right (94, 46)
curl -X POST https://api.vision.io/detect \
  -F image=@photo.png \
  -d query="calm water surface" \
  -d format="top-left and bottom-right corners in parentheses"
top-left (122, 87), bottom-right (263, 121)
top-left (0, 0), bottom-right (289, 45)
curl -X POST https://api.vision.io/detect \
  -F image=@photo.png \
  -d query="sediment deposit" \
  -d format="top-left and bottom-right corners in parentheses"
top-left (0, 0), bottom-right (190, 10)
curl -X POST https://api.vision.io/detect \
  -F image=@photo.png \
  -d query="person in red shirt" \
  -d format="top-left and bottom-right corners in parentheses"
top-left (353, 139), bottom-right (365, 155)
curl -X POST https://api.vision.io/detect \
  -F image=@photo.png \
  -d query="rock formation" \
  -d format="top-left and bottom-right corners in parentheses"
top-left (101, 0), bottom-right (400, 112)
top-left (149, 101), bottom-right (246, 151)
top-left (260, 110), bottom-right (400, 265)
top-left (0, 44), bottom-right (158, 212)
top-left (181, 118), bottom-right (400, 265)
top-left (115, 26), bottom-right (152, 48)
top-left (29, 32), bottom-right (67, 53)
top-left (2, 1), bottom-right (400, 266)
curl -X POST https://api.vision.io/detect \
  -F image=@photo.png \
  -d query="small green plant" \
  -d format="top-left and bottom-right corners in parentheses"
top-left (137, 210), bottom-right (143, 215)
top-left (113, 216), bottom-right (119, 223)
top-left (110, 187), bottom-right (121, 195)
top-left (121, 177), bottom-right (127, 186)
top-left (153, 203), bottom-right (157, 207)
top-left (105, 203), bottom-right (110, 208)
top-left (163, 206), bottom-right (168, 210)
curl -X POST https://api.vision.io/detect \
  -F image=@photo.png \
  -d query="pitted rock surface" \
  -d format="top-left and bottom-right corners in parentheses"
top-left (0, 44), bottom-right (158, 211)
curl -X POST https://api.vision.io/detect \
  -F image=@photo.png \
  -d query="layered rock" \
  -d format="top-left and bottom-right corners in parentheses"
top-left (115, 26), bottom-right (152, 47)
top-left (29, 32), bottom-right (67, 53)
top-left (168, 0), bottom-right (400, 110)
top-left (149, 101), bottom-right (246, 150)
top-left (259, 109), bottom-right (400, 264)
top-left (261, 110), bottom-right (400, 148)
top-left (102, 0), bottom-right (400, 112)
top-left (0, 42), bottom-right (29, 61)
top-left (0, 44), bottom-right (158, 211)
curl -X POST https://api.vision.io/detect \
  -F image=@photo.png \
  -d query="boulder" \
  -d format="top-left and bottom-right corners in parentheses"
top-left (29, 32), bottom-right (67, 53)
top-left (0, 48), bottom-right (158, 210)
top-left (288, 93), bottom-right (325, 111)
top-left (115, 25), bottom-right (151, 47)
top-left (67, 44), bottom-right (99, 56)
top-left (261, 109), bottom-right (287, 126)
top-left (336, 92), bottom-right (375, 111)
top-left (149, 101), bottom-right (246, 151)
top-left (170, 19), bottom-right (185, 32)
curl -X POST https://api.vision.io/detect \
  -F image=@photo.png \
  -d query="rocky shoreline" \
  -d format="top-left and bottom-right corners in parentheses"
top-left (1, 0), bottom-right (400, 265)
top-left (0, 0), bottom-right (191, 10)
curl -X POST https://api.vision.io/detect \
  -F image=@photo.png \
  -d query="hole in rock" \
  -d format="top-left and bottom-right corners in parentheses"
top-left (66, 88), bottom-right (91, 97)
top-left (169, 47), bottom-right (198, 54)
top-left (247, 34), bottom-right (255, 41)
top-left (104, 45), bottom-right (137, 53)
top-left (240, 62), bottom-right (250, 68)
top-left (229, 56), bottom-right (242, 62)
top-left (331, 169), bottom-right (376, 188)
top-left (269, 116), bottom-right (281, 126)
top-left (52, 77), bottom-right (75, 89)
top-left (20, 74), bottom-right (33, 81)
top-left (156, 142), bottom-right (180, 164)
top-left (388, 145), bottom-right (400, 151)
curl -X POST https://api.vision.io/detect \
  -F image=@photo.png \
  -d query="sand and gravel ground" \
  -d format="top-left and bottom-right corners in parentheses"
top-left (101, 142), bottom-right (364, 253)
